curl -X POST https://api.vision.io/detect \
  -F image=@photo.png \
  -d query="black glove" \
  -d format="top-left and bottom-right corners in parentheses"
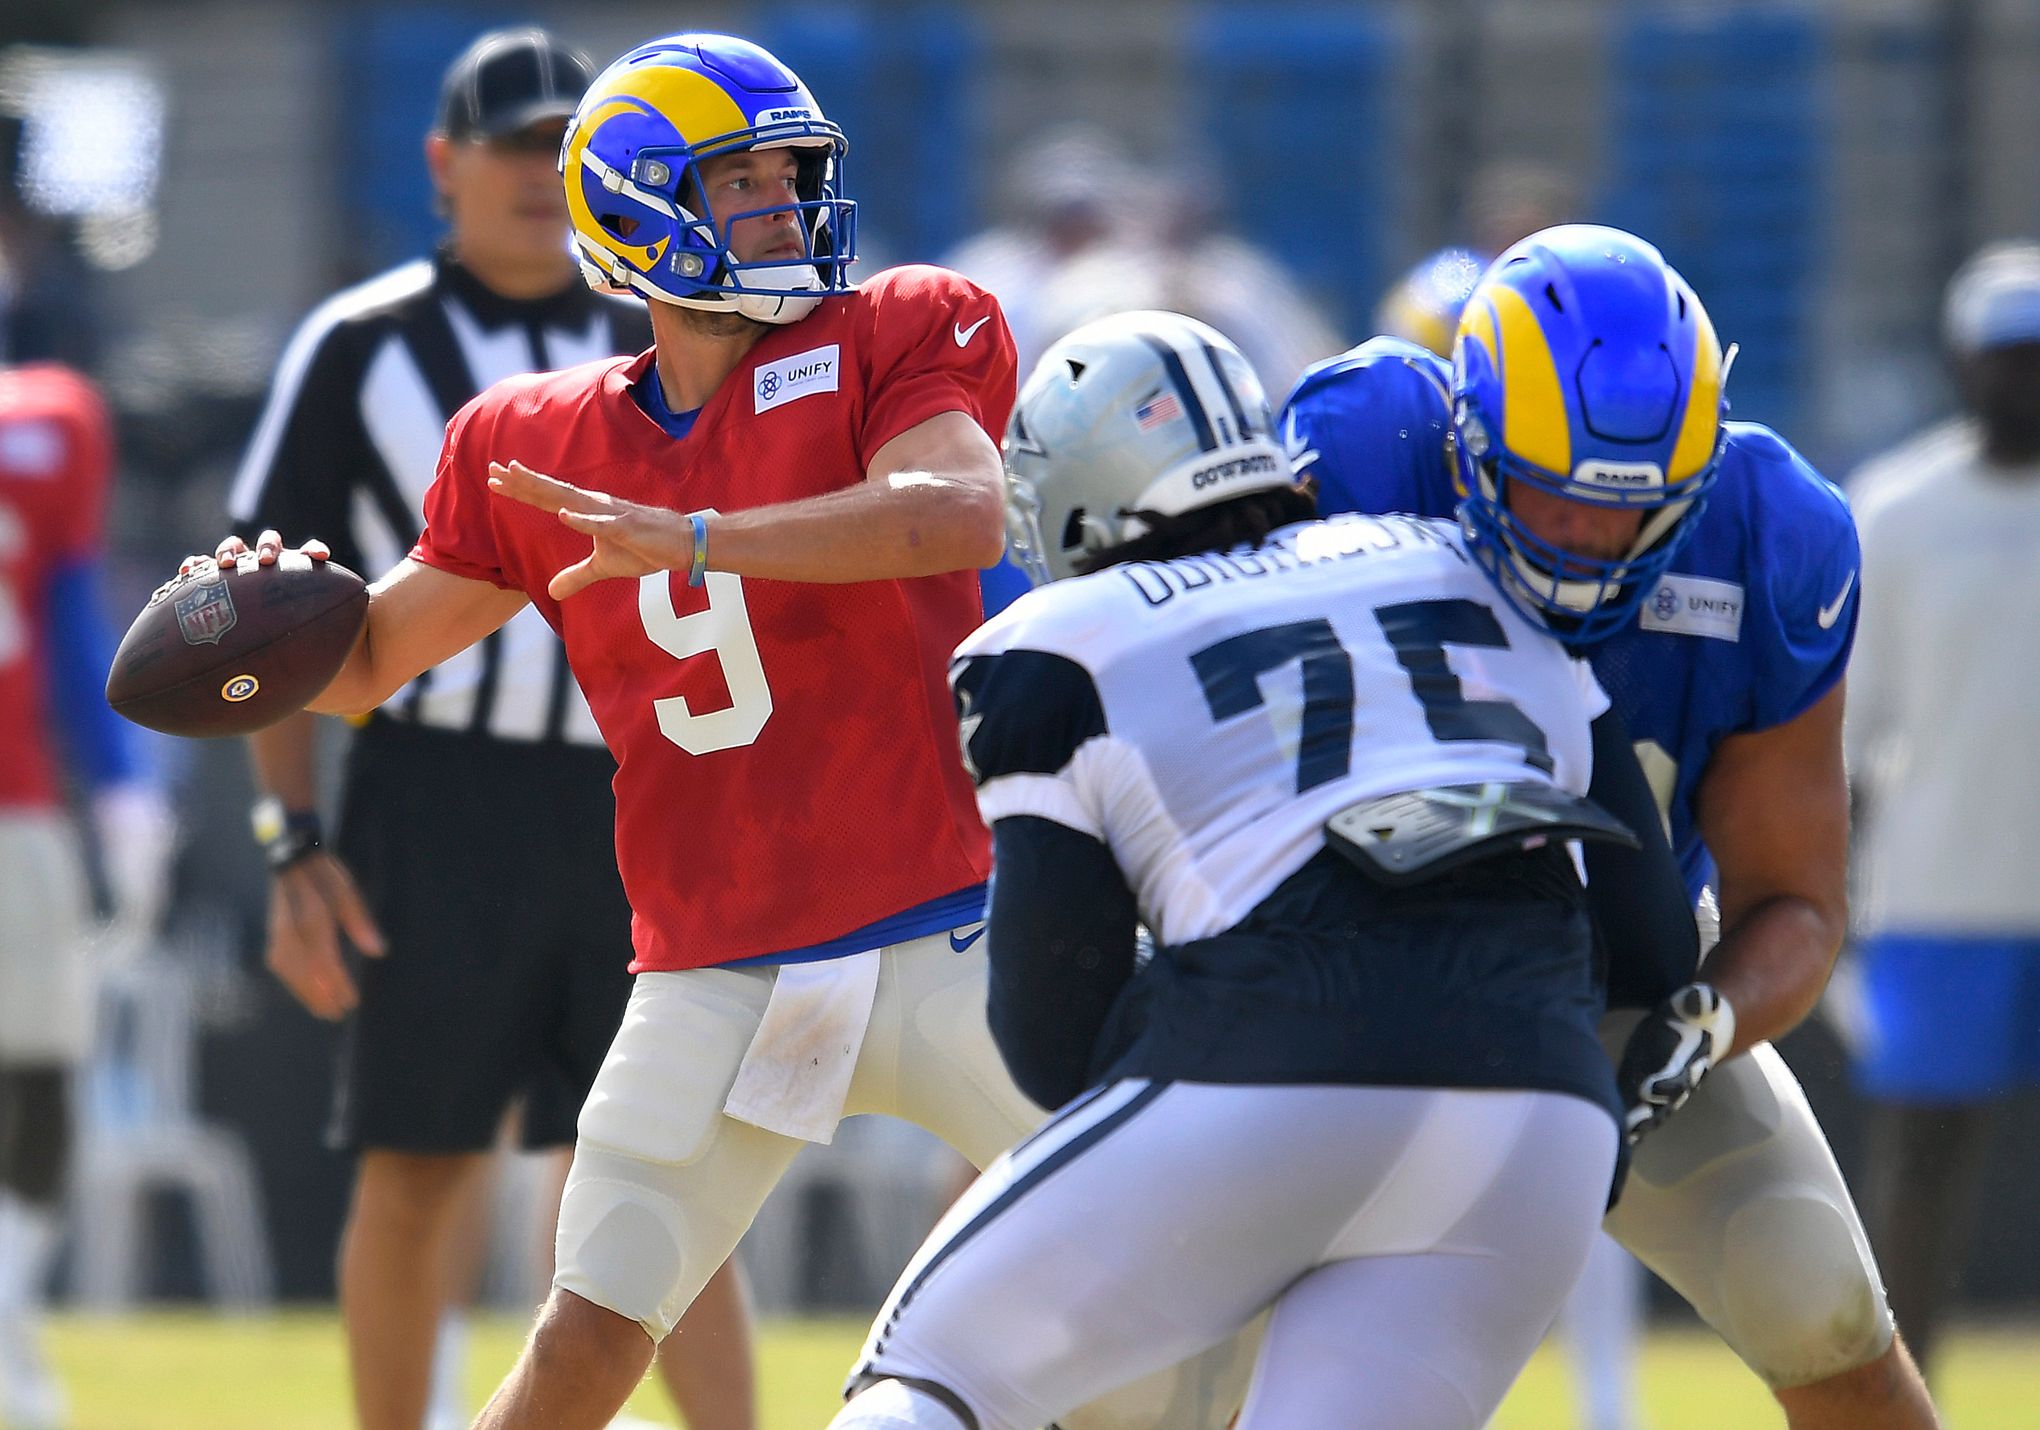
top-left (1615, 982), bottom-right (1736, 1144)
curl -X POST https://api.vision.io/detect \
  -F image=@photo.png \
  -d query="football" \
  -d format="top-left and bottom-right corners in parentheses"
top-left (105, 551), bottom-right (369, 738)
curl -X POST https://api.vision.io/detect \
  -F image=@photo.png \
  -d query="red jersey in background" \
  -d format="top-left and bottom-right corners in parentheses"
top-left (0, 365), bottom-right (112, 809)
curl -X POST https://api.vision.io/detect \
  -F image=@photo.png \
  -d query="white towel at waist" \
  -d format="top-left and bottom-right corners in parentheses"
top-left (723, 949), bottom-right (882, 1144)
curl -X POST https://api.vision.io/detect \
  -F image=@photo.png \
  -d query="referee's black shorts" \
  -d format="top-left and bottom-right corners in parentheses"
top-left (326, 718), bottom-right (635, 1154)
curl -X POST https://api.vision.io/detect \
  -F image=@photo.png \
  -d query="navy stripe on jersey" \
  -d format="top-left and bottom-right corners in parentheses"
top-left (1140, 335), bottom-right (1218, 452)
top-left (952, 649), bottom-right (1108, 783)
top-left (864, 1081), bottom-right (1169, 1361)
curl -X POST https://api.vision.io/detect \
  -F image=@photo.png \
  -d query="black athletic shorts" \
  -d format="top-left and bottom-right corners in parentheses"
top-left (326, 718), bottom-right (635, 1154)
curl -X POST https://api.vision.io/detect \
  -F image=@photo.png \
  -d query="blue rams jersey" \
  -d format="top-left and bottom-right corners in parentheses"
top-left (1281, 337), bottom-right (1860, 898)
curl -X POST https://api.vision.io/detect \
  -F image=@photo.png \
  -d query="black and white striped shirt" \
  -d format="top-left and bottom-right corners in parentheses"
top-left (229, 250), bottom-right (650, 744)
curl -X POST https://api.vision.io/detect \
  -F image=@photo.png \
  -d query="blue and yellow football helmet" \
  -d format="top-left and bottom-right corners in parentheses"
top-left (1452, 224), bottom-right (1728, 645)
top-left (1375, 246), bottom-right (1486, 359)
top-left (561, 34), bottom-right (857, 324)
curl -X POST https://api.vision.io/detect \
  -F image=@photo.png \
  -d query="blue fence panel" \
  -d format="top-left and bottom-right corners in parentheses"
top-left (1186, 6), bottom-right (1404, 341)
top-left (1603, 5), bottom-right (1828, 435)
top-left (338, 8), bottom-right (526, 274)
top-left (756, 7), bottom-right (981, 268)
top-left (333, 9), bottom-right (983, 277)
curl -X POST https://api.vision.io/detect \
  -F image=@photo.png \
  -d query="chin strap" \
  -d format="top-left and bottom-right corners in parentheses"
top-left (734, 286), bottom-right (825, 325)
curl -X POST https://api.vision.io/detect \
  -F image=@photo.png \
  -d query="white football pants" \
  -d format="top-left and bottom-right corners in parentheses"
top-left (841, 1079), bottom-right (1617, 1430)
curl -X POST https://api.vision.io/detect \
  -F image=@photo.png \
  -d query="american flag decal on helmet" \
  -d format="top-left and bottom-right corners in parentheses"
top-left (1134, 391), bottom-right (1181, 431)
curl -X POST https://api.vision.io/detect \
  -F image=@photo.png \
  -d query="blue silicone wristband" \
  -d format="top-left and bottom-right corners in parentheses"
top-left (687, 512), bottom-right (709, 587)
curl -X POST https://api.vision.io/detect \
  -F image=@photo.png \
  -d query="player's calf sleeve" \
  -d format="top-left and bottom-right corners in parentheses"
top-left (833, 1376), bottom-right (977, 1430)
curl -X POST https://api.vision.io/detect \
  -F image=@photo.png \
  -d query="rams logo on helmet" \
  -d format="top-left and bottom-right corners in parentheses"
top-left (561, 33), bottom-right (858, 325)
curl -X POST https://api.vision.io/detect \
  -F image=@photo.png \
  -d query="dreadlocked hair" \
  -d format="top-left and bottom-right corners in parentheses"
top-left (1072, 485), bottom-right (1319, 575)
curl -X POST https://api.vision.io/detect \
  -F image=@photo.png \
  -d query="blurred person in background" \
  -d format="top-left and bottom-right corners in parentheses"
top-left (1845, 241), bottom-right (2040, 1384)
top-left (965, 145), bottom-right (1341, 624)
top-left (224, 29), bottom-right (751, 1430)
top-left (0, 190), bottom-right (106, 374)
top-left (1284, 225), bottom-right (1940, 1429)
top-left (0, 361), bottom-right (171, 1430)
top-left (940, 126), bottom-right (1133, 379)
top-left (1372, 246), bottom-right (1485, 360)
top-left (1033, 162), bottom-right (1339, 402)
top-left (942, 128), bottom-right (1140, 624)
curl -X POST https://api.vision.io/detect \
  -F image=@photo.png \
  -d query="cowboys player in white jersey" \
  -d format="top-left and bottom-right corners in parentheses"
top-left (826, 312), bottom-right (1702, 1430)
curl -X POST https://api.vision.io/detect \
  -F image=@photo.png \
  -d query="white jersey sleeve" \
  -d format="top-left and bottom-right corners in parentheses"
top-left (953, 514), bottom-right (1611, 947)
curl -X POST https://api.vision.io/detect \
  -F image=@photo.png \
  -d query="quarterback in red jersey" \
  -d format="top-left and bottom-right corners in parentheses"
top-left (421, 258), bottom-right (1003, 971)
top-left (200, 33), bottom-right (1101, 1430)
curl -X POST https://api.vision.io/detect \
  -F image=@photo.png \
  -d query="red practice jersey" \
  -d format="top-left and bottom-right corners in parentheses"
top-left (0, 365), bottom-right (112, 810)
top-left (414, 266), bottom-right (1015, 971)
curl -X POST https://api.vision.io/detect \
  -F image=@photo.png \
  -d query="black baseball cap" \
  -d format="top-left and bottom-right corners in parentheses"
top-left (434, 27), bottom-right (594, 141)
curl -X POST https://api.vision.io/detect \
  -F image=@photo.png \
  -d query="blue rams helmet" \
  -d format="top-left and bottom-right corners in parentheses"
top-left (561, 34), bottom-right (857, 324)
top-left (1452, 224), bottom-right (1729, 645)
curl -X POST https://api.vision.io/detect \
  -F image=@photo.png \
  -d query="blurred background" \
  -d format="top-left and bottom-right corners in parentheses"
top-left (5, 0), bottom-right (2040, 1422)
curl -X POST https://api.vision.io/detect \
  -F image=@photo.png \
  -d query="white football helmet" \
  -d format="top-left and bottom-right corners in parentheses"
top-left (1004, 310), bottom-right (1296, 585)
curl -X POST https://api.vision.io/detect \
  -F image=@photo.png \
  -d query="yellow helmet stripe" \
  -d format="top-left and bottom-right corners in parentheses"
top-left (1488, 285), bottom-right (1571, 475)
top-left (564, 99), bottom-right (670, 272)
top-left (619, 65), bottom-right (752, 150)
top-left (1667, 304), bottom-right (1724, 482)
top-left (1460, 291), bottom-right (1499, 364)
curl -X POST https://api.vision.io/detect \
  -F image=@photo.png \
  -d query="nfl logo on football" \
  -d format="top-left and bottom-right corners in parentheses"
top-left (174, 581), bottom-right (237, 646)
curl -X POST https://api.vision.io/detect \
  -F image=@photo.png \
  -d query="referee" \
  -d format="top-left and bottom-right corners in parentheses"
top-left (228, 30), bottom-right (752, 1430)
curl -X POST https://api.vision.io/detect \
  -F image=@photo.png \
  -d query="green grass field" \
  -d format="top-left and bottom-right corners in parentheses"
top-left (37, 1311), bottom-right (2040, 1428)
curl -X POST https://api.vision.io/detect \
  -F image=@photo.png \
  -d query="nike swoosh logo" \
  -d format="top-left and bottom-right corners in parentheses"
top-left (953, 315), bottom-right (992, 348)
top-left (948, 922), bottom-right (986, 953)
top-left (1816, 569), bottom-right (1856, 629)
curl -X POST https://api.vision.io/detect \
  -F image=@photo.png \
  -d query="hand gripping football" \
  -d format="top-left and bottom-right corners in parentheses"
top-left (105, 551), bottom-right (368, 737)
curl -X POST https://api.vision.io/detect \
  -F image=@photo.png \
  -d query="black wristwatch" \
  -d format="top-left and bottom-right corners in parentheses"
top-left (251, 796), bottom-right (324, 871)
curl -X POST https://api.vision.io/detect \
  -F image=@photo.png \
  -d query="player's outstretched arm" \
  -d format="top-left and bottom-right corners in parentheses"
top-left (488, 408), bottom-right (1005, 596)
top-left (1691, 679), bottom-right (1850, 1057)
top-left (201, 531), bottom-right (528, 716)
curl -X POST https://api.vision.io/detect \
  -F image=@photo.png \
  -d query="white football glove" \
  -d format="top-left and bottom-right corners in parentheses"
top-left (1616, 982), bottom-right (1736, 1144)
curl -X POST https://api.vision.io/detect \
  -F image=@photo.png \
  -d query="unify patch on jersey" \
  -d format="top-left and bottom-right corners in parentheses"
top-left (754, 344), bottom-right (840, 413)
top-left (1639, 573), bottom-right (1744, 642)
